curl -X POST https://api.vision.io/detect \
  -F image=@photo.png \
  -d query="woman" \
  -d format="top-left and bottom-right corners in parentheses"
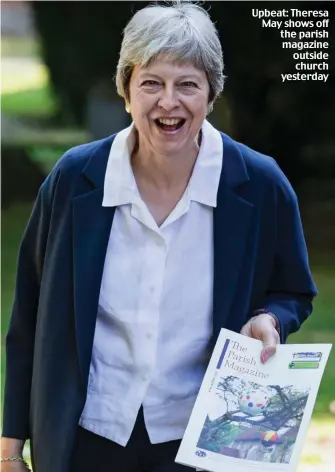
top-left (1, 2), bottom-right (317, 472)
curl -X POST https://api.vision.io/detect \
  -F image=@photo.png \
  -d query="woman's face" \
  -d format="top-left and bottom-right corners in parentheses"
top-left (128, 56), bottom-right (210, 157)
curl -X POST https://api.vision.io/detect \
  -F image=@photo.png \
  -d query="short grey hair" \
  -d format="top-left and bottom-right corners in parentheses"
top-left (115, 1), bottom-right (225, 113)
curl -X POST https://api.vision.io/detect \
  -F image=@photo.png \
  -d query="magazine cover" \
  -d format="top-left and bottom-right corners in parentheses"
top-left (175, 329), bottom-right (332, 472)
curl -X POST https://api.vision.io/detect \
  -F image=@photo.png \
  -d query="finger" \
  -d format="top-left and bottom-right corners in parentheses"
top-left (260, 329), bottom-right (279, 363)
top-left (261, 344), bottom-right (276, 363)
top-left (240, 322), bottom-right (251, 337)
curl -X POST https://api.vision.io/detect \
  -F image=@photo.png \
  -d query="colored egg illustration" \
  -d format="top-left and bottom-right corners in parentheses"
top-left (238, 390), bottom-right (270, 416)
top-left (261, 430), bottom-right (278, 447)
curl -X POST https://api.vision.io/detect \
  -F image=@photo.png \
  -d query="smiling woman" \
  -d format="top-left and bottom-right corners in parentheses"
top-left (128, 60), bottom-right (210, 167)
top-left (115, 2), bottom-right (224, 113)
top-left (114, 2), bottom-right (224, 226)
top-left (1, 2), bottom-right (317, 472)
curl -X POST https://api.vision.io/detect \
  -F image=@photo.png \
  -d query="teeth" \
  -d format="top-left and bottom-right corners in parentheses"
top-left (158, 118), bottom-right (182, 125)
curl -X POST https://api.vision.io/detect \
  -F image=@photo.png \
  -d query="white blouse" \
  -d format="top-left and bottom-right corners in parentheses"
top-left (79, 119), bottom-right (224, 446)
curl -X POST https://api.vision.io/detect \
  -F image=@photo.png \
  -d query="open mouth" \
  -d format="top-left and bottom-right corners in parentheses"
top-left (155, 118), bottom-right (186, 132)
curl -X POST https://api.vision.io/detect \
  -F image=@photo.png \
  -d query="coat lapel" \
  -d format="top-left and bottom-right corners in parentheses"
top-left (72, 136), bottom-right (116, 386)
top-left (212, 133), bottom-right (255, 343)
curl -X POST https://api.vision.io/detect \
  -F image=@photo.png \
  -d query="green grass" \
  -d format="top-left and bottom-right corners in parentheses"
top-left (288, 260), bottom-right (335, 417)
top-left (1, 204), bottom-right (335, 419)
top-left (1, 34), bottom-right (57, 117)
top-left (1, 85), bottom-right (57, 117)
top-left (1, 36), bottom-right (41, 58)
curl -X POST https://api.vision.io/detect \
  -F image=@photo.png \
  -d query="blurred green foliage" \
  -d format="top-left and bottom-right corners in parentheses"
top-left (1, 86), bottom-right (57, 117)
top-left (1, 36), bottom-right (40, 58)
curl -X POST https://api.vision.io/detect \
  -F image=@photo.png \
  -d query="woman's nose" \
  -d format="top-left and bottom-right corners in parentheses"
top-left (158, 88), bottom-right (179, 111)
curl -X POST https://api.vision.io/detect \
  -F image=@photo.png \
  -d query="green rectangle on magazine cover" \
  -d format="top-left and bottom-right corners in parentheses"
top-left (288, 361), bottom-right (320, 369)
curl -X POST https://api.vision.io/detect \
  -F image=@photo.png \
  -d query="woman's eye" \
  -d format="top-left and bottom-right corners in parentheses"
top-left (181, 82), bottom-right (198, 88)
top-left (142, 80), bottom-right (159, 86)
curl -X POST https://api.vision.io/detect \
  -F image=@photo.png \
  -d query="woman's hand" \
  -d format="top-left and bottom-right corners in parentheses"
top-left (1, 438), bottom-right (29, 472)
top-left (240, 313), bottom-right (280, 363)
top-left (1, 462), bottom-right (30, 472)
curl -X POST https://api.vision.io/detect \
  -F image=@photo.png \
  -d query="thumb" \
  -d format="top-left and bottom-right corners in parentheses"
top-left (260, 329), bottom-right (278, 364)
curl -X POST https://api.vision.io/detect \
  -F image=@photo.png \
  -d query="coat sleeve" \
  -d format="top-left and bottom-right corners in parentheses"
top-left (262, 177), bottom-right (317, 343)
top-left (2, 170), bottom-right (60, 439)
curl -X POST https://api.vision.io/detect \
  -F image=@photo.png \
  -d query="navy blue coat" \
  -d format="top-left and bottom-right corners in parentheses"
top-left (3, 131), bottom-right (317, 472)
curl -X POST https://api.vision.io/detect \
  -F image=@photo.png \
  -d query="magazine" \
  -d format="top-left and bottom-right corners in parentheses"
top-left (175, 328), bottom-right (332, 472)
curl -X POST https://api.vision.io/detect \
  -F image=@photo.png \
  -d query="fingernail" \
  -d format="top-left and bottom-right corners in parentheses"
top-left (262, 350), bottom-right (269, 363)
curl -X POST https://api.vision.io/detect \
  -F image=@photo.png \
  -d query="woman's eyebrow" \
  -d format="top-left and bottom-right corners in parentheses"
top-left (139, 73), bottom-right (162, 80)
top-left (177, 75), bottom-right (202, 81)
top-left (139, 73), bottom-right (201, 81)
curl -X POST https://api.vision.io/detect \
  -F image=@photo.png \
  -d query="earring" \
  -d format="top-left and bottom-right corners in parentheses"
top-left (125, 103), bottom-right (130, 113)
